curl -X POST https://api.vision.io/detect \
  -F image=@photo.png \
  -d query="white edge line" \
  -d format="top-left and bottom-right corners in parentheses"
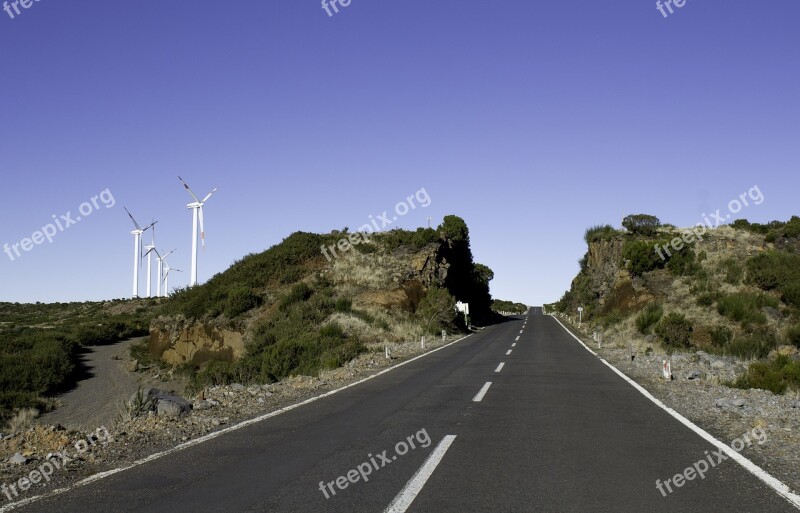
top-left (383, 435), bottom-right (457, 513)
top-left (548, 314), bottom-right (800, 510)
top-left (472, 381), bottom-right (492, 402)
top-left (495, 362), bottom-right (505, 373)
top-left (0, 335), bottom-right (473, 513)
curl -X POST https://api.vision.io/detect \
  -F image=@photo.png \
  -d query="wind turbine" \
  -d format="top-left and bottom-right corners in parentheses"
top-left (156, 249), bottom-right (176, 297)
top-left (178, 176), bottom-right (218, 287)
top-left (124, 207), bottom-right (155, 299)
top-left (143, 219), bottom-right (159, 298)
top-left (162, 262), bottom-right (182, 297)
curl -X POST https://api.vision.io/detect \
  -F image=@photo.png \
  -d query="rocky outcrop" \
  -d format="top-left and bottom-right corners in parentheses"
top-left (149, 317), bottom-right (245, 366)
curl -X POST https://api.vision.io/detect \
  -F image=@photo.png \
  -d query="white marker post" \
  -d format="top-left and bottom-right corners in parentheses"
top-left (577, 306), bottom-right (583, 328)
top-left (421, 336), bottom-right (426, 349)
top-left (662, 360), bottom-right (672, 380)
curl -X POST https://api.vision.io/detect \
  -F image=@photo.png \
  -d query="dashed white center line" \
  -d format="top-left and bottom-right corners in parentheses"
top-left (495, 362), bottom-right (505, 373)
top-left (519, 330), bottom-right (523, 334)
top-left (472, 382), bottom-right (493, 402)
top-left (506, 349), bottom-right (512, 355)
top-left (511, 343), bottom-right (516, 347)
top-left (515, 336), bottom-right (520, 341)
top-left (384, 435), bottom-right (458, 513)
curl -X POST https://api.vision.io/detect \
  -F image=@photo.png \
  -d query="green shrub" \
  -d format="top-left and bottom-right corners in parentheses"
top-left (709, 326), bottom-right (733, 347)
top-left (278, 283), bottom-right (313, 311)
top-left (635, 303), bottom-right (663, 334)
top-left (717, 292), bottom-right (778, 326)
top-left (655, 313), bottom-right (693, 349)
top-left (584, 225), bottom-right (619, 244)
top-left (225, 287), bottom-right (262, 318)
top-left (721, 258), bottom-right (744, 285)
top-left (334, 297), bottom-right (353, 313)
top-left (666, 246), bottom-right (698, 276)
top-left (746, 251), bottom-right (800, 307)
top-left (724, 326), bottom-right (777, 359)
top-left (786, 325), bottom-right (800, 348)
top-left (416, 286), bottom-right (457, 333)
top-left (734, 355), bottom-right (800, 395)
top-left (622, 214), bottom-right (661, 236)
top-left (622, 240), bottom-right (665, 276)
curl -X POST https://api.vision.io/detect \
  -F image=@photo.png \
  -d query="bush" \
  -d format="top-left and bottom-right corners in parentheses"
top-left (734, 355), bottom-right (800, 395)
top-left (622, 214), bottom-right (661, 236)
top-left (622, 240), bottom-right (664, 276)
top-left (655, 313), bottom-right (693, 349)
top-left (416, 286), bottom-right (457, 333)
top-left (635, 303), bottom-right (663, 335)
top-left (225, 287), bottom-right (261, 318)
top-left (717, 292), bottom-right (778, 326)
top-left (724, 326), bottom-right (777, 359)
top-left (666, 246), bottom-right (698, 276)
top-left (584, 225), bottom-right (619, 244)
top-left (334, 297), bottom-right (352, 313)
top-left (709, 326), bottom-right (733, 347)
top-left (746, 251), bottom-right (800, 307)
top-left (721, 258), bottom-right (744, 285)
top-left (278, 283), bottom-right (313, 311)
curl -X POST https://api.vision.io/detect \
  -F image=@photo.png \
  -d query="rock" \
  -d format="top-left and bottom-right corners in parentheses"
top-left (730, 398), bottom-right (746, 408)
top-left (127, 359), bottom-right (139, 372)
top-left (716, 397), bottom-right (747, 409)
top-left (711, 360), bottom-right (725, 370)
top-left (777, 346), bottom-right (798, 357)
top-left (792, 400), bottom-right (800, 409)
top-left (157, 401), bottom-right (185, 418)
top-left (230, 384), bottom-right (245, 391)
top-left (10, 453), bottom-right (27, 465)
top-left (193, 400), bottom-right (213, 411)
top-left (687, 371), bottom-right (702, 381)
top-left (763, 306), bottom-right (782, 321)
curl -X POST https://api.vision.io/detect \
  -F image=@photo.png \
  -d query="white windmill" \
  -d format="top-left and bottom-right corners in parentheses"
top-left (162, 261), bottom-right (182, 297)
top-left (142, 219), bottom-right (159, 298)
top-left (155, 249), bottom-right (176, 297)
top-left (124, 207), bottom-right (155, 299)
top-left (178, 176), bottom-right (218, 287)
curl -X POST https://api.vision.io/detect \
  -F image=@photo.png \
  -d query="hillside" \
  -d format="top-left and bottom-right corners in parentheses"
top-left (549, 215), bottom-right (800, 394)
top-left (0, 215), bottom-right (505, 429)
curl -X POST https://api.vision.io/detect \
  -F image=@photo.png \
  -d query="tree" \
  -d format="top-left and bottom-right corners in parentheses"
top-left (416, 286), bottom-right (457, 333)
top-left (622, 214), bottom-right (661, 236)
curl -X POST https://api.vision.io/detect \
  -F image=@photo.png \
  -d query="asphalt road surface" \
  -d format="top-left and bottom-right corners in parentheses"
top-left (11, 309), bottom-right (800, 512)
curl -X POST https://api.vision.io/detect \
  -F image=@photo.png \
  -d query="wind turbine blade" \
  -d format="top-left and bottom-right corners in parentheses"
top-left (123, 207), bottom-right (142, 231)
top-left (143, 221), bottom-right (157, 232)
top-left (202, 187), bottom-right (218, 203)
top-left (178, 176), bottom-right (201, 203)
top-left (199, 206), bottom-right (206, 250)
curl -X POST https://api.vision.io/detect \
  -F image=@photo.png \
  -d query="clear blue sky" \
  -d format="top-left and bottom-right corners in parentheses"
top-left (1, 0), bottom-right (798, 306)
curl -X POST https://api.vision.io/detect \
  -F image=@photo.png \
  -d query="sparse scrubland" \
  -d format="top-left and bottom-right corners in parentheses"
top-left (0, 215), bottom-right (515, 429)
top-left (552, 214), bottom-right (800, 395)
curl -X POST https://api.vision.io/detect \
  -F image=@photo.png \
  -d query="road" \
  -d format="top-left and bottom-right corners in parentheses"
top-left (12, 309), bottom-right (800, 512)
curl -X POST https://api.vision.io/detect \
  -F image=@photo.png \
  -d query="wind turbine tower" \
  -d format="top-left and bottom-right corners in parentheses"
top-left (178, 176), bottom-right (218, 287)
